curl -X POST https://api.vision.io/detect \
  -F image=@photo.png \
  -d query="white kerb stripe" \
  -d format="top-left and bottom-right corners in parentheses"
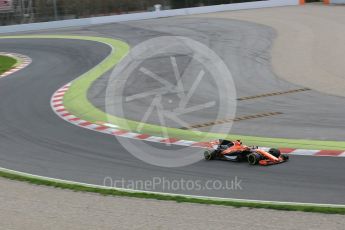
top-left (64, 115), bottom-right (77, 120)
top-left (103, 123), bottom-right (119, 128)
top-left (145, 136), bottom-right (165, 142)
top-left (52, 101), bottom-right (63, 105)
top-left (339, 152), bottom-right (345, 157)
top-left (289, 149), bottom-right (319, 156)
top-left (72, 120), bottom-right (88, 125)
top-left (100, 128), bottom-right (118, 134)
top-left (174, 140), bottom-right (197, 146)
top-left (117, 132), bottom-right (141, 138)
top-left (55, 106), bottom-right (65, 110)
top-left (54, 92), bottom-right (65, 97)
top-left (85, 124), bottom-right (101, 129)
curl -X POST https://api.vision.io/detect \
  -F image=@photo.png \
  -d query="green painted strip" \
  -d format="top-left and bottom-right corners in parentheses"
top-left (2, 35), bottom-right (345, 150)
top-left (0, 167), bottom-right (344, 214)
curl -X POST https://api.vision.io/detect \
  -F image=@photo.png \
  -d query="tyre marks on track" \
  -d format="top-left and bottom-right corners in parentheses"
top-left (180, 112), bottom-right (283, 130)
top-left (237, 88), bottom-right (311, 101)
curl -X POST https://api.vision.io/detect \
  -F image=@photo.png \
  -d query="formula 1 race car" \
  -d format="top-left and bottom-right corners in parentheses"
top-left (203, 139), bottom-right (289, 166)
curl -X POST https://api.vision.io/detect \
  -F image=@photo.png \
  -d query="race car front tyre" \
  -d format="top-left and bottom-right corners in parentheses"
top-left (204, 150), bottom-right (216, 160)
top-left (268, 148), bottom-right (281, 158)
top-left (281, 154), bottom-right (289, 161)
top-left (247, 153), bottom-right (261, 165)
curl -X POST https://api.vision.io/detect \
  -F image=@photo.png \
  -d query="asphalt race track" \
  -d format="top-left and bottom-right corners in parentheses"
top-left (0, 17), bottom-right (345, 204)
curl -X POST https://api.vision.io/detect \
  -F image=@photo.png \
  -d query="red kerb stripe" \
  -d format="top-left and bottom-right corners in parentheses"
top-left (161, 138), bottom-right (179, 144)
top-left (136, 134), bottom-right (151, 139)
top-left (279, 148), bottom-right (296, 154)
top-left (69, 118), bottom-right (80, 122)
top-left (113, 130), bottom-right (129, 135)
top-left (95, 126), bottom-right (109, 131)
top-left (79, 122), bottom-right (93, 126)
top-left (315, 150), bottom-right (344, 156)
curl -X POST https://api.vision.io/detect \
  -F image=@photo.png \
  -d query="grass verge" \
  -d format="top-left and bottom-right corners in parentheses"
top-left (0, 55), bottom-right (17, 75)
top-left (0, 169), bottom-right (344, 214)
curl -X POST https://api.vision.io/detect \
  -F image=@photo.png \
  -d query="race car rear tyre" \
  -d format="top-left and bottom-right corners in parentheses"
top-left (247, 153), bottom-right (261, 165)
top-left (204, 150), bottom-right (216, 160)
top-left (268, 148), bottom-right (281, 158)
top-left (281, 154), bottom-right (289, 161)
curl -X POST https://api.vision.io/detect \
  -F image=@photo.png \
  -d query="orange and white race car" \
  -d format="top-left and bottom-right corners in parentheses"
top-left (203, 139), bottom-right (289, 166)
